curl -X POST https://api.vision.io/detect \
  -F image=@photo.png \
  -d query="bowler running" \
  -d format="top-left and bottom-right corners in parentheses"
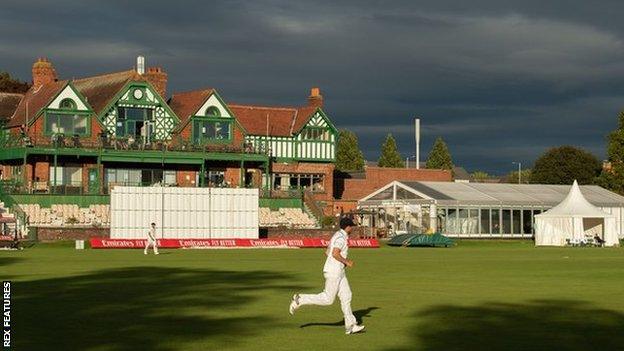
top-left (289, 217), bottom-right (365, 334)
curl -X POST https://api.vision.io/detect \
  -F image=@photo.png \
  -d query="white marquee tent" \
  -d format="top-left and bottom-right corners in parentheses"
top-left (534, 180), bottom-right (619, 247)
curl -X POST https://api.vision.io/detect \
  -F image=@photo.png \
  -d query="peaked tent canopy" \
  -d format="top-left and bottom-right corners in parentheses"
top-left (534, 180), bottom-right (619, 246)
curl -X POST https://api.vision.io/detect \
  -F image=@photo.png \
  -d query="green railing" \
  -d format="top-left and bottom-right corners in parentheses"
top-left (259, 198), bottom-right (303, 210)
top-left (0, 132), bottom-right (267, 156)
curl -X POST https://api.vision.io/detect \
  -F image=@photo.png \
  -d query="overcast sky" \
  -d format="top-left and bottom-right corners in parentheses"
top-left (2, 0), bottom-right (624, 174)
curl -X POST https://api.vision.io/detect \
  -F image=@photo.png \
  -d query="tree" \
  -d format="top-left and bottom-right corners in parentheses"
top-left (377, 134), bottom-right (404, 168)
top-left (531, 146), bottom-right (601, 185)
top-left (471, 171), bottom-right (491, 182)
top-left (0, 71), bottom-right (30, 93)
top-left (426, 137), bottom-right (453, 170)
top-left (335, 129), bottom-right (365, 171)
top-left (504, 169), bottom-right (532, 184)
top-left (597, 111), bottom-right (624, 193)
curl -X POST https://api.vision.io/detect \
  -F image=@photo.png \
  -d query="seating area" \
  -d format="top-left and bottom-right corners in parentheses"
top-left (259, 207), bottom-right (318, 229)
top-left (20, 204), bottom-right (110, 227)
top-left (19, 203), bottom-right (315, 229)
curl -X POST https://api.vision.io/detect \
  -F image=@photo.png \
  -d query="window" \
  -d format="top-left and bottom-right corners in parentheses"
top-left (469, 209), bottom-right (479, 234)
top-left (502, 210), bottom-right (512, 234)
top-left (523, 209), bottom-right (533, 234)
top-left (192, 119), bottom-right (231, 143)
top-left (437, 208), bottom-right (447, 233)
top-left (491, 209), bottom-right (501, 234)
top-left (105, 168), bottom-right (176, 187)
top-left (271, 173), bottom-right (325, 192)
top-left (302, 128), bottom-right (329, 141)
top-left (45, 113), bottom-right (88, 135)
top-left (60, 98), bottom-right (76, 110)
top-left (447, 208), bottom-right (458, 233)
top-left (49, 166), bottom-right (82, 186)
top-left (512, 209), bottom-right (521, 234)
top-left (205, 170), bottom-right (225, 186)
top-left (459, 209), bottom-right (469, 235)
top-left (116, 107), bottom-right (153, 137)
top-left (205, 106), bottom-right (221, 117)
top-left (480, 209), bottom-right (491, 234)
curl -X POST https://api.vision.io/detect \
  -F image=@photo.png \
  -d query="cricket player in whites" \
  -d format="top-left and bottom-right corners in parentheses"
top-left (289, 217), bottom-right (365, 334)
top-left (144, 222), bottom-right (159, 255)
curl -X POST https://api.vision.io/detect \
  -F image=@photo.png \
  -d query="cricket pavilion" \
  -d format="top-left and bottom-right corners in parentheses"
top-left (0, 57), bottom-right (338, 220)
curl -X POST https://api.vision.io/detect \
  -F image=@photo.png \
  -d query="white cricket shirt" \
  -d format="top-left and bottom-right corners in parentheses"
top-left (148, 227), bottom-right (156, 241)
top-left (323, 229), bottom-right (349, 276)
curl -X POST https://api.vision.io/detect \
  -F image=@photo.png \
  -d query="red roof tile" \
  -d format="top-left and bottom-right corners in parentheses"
top-left (73, 70), bottom-right (140, 115)
top-left (168, 89), bottom-right (215, 132)
top-left (291, 106), bottom-right (318, 134)
top-left (228, 104), bottom-right (317, 137)
top-left (7, 80), bottom-right (67, 128)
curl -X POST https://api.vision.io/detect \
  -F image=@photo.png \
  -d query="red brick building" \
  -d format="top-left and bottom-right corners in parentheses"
top-left (0, 57), bottom-right (337, 206)
top-left (333, 166), bottom-right (453, 213)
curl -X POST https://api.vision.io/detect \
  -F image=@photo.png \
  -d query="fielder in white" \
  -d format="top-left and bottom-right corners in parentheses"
top-left (289, 217), bottom-right (365, 334)
top-left (144, 222), bottom-right (159, 255)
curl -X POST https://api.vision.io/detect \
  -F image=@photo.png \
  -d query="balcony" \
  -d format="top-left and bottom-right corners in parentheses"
top-left (1, 132), bottom-right (266, 155)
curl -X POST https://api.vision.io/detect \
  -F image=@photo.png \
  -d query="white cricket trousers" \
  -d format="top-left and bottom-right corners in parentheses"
top-left (298, 272), bottom-right (357, 329)
top-left (144, 237), bottom-right (159, 254)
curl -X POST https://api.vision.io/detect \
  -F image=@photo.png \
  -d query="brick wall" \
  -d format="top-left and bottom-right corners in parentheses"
top-left (224, 167), bottom-right (240, 187)
top-left (34, 161), bottom-right (49, 182)
top-left (265, 228), bottom-right (335, 239)
top-left (36, 227), bottom-right (109, 242)
top-left (338, 166), bottom-right (452, 201)
top-left (176, 170), bottom-right (197, 187)
top-left (272, 162), bottom-right (335, 201)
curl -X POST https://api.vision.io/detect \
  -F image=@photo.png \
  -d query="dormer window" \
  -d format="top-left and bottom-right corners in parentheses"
top-left (205, 106), bottom-right (221, 117)
top-left (60, 98), bottom-right (76, 110)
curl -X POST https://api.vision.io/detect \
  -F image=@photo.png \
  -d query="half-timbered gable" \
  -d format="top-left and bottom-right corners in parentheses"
top-left (232, 104), bottom-right (337, 162)
top-left (170, 89), bottom-right (245, 146)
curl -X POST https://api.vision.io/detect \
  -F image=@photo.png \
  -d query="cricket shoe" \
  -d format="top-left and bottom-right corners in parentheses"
top-left (289, 294), bottom-right (300, 315)
top-left (346, 324), bottom-right (365, 334)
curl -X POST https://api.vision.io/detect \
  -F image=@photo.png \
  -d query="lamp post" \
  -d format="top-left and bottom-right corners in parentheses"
top-left (512, 162), bottom-right (522, 184)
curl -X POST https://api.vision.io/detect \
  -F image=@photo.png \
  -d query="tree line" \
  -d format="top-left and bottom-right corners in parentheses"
top-left (335, 112), bottom-right (624, 194)
top-left (336, 131), bottom-right (453, 171)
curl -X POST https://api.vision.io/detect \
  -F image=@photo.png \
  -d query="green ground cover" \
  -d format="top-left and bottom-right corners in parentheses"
top-left (1, 240), bottom-right (623, 350)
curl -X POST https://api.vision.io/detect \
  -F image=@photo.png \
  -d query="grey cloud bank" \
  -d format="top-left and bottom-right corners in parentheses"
top-left (2, 0), bottom-right (624, 173)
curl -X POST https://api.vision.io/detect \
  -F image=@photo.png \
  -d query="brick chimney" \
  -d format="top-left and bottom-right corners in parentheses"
top-left (144, 67), bottom-right (168, 98)
top-left (307, 87), bottom-right (323, 108)
top-left (32, 57), bottom-right (58, 88)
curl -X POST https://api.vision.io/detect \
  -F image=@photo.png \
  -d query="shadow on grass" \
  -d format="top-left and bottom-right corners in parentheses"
top-left (390, 300), bottom-right (624, 351)
top-left (14, 267), bottom-right (304, 351)
top-left (300, 306), bottom-right (379, 328)
top-left (0, 256), bottom-right (22, 267)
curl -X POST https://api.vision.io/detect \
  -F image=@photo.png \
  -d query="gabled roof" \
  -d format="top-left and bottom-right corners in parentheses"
top-left (228, 104), bottom-right (319, 137)
top-left (291, 106), bottom-right (319, 134)
top-left (73, 70), bottom-right (140, 115)
top-left (0, 93), bottom-right (24, 121)
top-left (6, 80), bottom-right (67, 127)
top-left (169, 89), bottom-right (215, 131)
top-left (359, 180), bottom-right (624, 207)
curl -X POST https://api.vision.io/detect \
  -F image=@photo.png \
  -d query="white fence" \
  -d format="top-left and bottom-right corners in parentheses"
top-left (110, 187), bottom-right (259, 239)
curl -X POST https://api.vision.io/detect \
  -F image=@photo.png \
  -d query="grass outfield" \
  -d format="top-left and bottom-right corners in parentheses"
top-left (2, 241), bottom-right (624, 350)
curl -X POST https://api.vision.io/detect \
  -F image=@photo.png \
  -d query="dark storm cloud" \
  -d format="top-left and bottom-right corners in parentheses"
top-left (2, 0), bottom-right (624, 173)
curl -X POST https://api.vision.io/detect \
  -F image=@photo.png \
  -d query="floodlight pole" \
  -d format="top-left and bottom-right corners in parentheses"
top-left (512, 162), bottom-right (522, 184)
top-left (415, 118), bottom-right (420, 170)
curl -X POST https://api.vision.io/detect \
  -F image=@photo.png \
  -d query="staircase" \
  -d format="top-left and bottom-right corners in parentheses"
top-left (302, 189), bottom-right (324, 228)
